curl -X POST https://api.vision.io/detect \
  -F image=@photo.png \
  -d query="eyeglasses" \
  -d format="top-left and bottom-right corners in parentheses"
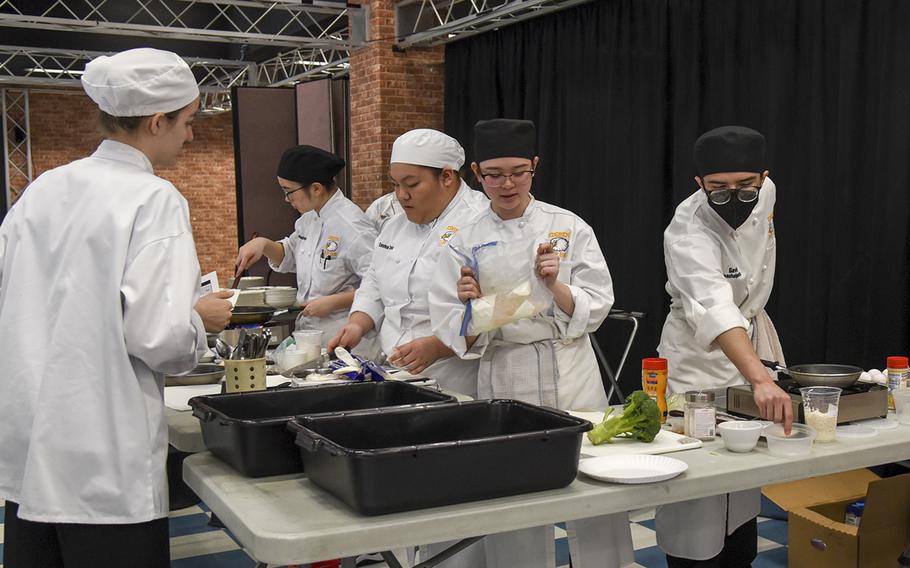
top-left (479, 170), bottom-right (535, 188)
top-left (282, 186), bottom-right (306, 202)
top-left (704, 185), bottom-right (760, 205)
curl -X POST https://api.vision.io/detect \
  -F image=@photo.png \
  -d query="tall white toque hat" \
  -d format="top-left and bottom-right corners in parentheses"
top-left (390, 128), bottom-right (466, 170)
top-left (81, 48), bottom-right (200, 117)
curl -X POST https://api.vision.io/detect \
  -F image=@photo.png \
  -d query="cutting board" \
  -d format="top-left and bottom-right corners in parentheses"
top-left (569, 411), bottom-right (703, 458)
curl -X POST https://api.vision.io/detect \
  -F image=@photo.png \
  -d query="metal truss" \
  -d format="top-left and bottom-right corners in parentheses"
top-left (0, 0), bottom-right (361, 50)
top-left (395, 0), bottom-right (595, 48)
top-left (2, 88), bottom-right (31, 208)
top-left (0, 44), bottom-right (256, 112)
top-left (255, 46), bottom-right (349, 87)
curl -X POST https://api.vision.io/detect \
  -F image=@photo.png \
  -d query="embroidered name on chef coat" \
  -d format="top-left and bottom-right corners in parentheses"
top-left (439, 225), bottom-right (459, 246)
top-left (548, 231), bottom-right (571, 258)
top-left (378, 242), bottom-right (394, 250)
top-left (724, 267), bottom-right (742, 279)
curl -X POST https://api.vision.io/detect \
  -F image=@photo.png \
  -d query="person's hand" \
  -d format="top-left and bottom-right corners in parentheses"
top-left (195, 290), bottom-right (234, 333)
top-left (235, 237), bottom-right (270, 276)
top-left (328, 323), bottom-right (364, 352)
top-left (457, 266), bottom-right (482, 302)
top-left (536, 242), bottom-right (560, 288)
top-left (388, 336), bottom-right (447, 375)
top-left (302, 296), bottom-right (336, 318)
top-left (753, 381), bottom-right (794, 435)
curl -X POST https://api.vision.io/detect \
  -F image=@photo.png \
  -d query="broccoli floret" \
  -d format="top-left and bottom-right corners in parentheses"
top-left (587, 390), bottom-right (662, 445)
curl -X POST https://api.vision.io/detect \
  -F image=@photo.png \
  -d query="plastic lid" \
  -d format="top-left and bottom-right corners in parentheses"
top-left (835, 425), bottom-right (877, 439)
top-left (642, 357), bottom-right (667, 371)
top-left (685, 390), bottom-right (715, 402)
top-left (887, 356), bottom-right (909, 369)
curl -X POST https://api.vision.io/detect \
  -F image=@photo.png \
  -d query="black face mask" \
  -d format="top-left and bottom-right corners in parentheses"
top-left (707, 197), bottom-right (758, 230)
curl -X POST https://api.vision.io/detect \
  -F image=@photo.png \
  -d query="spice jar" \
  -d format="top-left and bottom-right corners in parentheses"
top-left (887, 356), bottom-right (910, 411)
top-left (684, 391), bottom-right (716, 441)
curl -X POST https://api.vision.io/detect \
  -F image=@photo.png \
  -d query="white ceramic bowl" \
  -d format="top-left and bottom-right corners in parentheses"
top-left (763, 423), bottom-right (816, 457)
top-left (717, 421), bottom-right (764, 453)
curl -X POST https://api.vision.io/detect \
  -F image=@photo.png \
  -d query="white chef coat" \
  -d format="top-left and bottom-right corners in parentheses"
top-left (270, 189), bottom-right (377, 349)
top-left (364, 191), bottom-right (401, 233)
top-left (0, 140), bottom-right (206, 524)
top-left (429, 196), bottom-right (633, 568)
top-left (655, 177), bottom-right (778, 560)
top-left (350, 181), bottom-right (488, 396)
top-left (430, 196), bottom-right (614, 411)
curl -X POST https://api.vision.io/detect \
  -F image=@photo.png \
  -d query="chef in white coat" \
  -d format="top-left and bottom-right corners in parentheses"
top-left (235, 146), bottom-right (378, 355)
top-left (364, 190), bottom-right (401, 232)
top-left (429, 119), bottom-right (633, 568)
top-left (329, 129), bottom-right (488, 394)
top-left (0, 48), bottom-right (232, 567)
top-left (655, 125), bottom-right (792, 567)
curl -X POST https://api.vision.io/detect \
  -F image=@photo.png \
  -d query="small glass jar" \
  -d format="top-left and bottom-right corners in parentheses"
top-left (684, 391), bottom-right (716, 441)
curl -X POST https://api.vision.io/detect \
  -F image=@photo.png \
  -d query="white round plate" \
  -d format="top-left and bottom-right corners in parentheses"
top-left (578, 454), bottom-right (688, 484)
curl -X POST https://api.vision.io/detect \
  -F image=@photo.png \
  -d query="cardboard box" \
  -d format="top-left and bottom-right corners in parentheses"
top-left (763, 469), bottom-right (910, 568)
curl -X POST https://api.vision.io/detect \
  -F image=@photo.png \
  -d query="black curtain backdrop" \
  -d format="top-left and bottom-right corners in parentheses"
top-left (444, 0), bottom-right (910, 396)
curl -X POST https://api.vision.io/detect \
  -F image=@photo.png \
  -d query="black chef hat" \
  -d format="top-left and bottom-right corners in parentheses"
top-left (276, 145), bottom-right (345, 186)
top-left (474, 119), bottom-right (537, 163)
top-left (693, 126), bottom-right (766, 177)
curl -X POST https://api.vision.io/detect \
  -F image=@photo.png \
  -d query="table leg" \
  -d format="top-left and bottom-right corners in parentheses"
top-left (385, 535), bottom-right (485, 568)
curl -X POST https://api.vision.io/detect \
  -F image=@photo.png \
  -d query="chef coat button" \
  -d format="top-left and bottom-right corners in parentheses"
top-left (518, 221), bottom-right (525, 228)
top-left (762, 264), bottom-right (768, 271)
top-left (748, 278), bottom-right (754, 285)
top-left (752, 218), bottom-right (758, 225)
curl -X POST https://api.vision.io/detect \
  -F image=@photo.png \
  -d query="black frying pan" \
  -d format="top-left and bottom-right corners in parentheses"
top-left (761, 360), bottom-right (863, 388)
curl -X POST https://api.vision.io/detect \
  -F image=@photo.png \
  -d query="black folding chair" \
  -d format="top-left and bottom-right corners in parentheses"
top-left (590, 309), bottom-right (646, 405)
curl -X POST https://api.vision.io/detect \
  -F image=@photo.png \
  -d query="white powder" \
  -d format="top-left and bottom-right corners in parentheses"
top-left (805, 405), bottom-right (838, 442)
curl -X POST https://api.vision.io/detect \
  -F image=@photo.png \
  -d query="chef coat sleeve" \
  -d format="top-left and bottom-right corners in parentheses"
top-left (344, 222), bottom-right (377, 279)
top-left (665, 233), bottom-right (750, 349)
top-left (349, 237), bottom-right (384, 327)
top-left (552, 223), bottom-right (614, 339)
top-left (429, 238), bottom-right (489, 359)
top-left (121, 232), bottom-right (204, 375)
top-left (269, 228), bottom-right (301, 273)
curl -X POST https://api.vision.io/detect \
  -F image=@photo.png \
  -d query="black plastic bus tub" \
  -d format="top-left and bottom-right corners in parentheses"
top-left (189, 381), bottom-right (455, 477)
top-left (288, 399), bottom-right (593, 515)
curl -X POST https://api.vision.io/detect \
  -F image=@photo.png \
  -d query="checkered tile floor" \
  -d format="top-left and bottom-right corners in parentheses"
top-left (0, 501), bottom-right (788, 567)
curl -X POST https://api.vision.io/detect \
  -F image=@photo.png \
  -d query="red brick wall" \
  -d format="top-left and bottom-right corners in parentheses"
top-left (27, 91), bottom-right (238, 279)
top-left (349, 0), bottom-right (445, 208)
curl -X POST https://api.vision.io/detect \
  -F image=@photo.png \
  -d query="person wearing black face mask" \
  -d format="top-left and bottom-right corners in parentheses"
top-left (654, 126), bottom-right (792, 568)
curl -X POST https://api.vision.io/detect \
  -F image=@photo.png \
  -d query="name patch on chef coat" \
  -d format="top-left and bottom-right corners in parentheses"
top-left (321, 236), bottom-right (340, 260)
top-left (724, 267), bottom-right (742, 279)
top-left (378, 242), bottom-right (394, 250)
top-left (548, 231), bottom-right (571, 258)
top-left (439, 225), bottom-right (459, 246)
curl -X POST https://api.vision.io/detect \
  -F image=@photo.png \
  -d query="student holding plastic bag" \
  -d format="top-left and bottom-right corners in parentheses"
top-left (429, 119), bottom-right (633, 568)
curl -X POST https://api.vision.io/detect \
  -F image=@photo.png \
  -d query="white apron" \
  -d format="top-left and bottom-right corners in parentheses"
top-left (429, 197), bottom-right (632, 568)
top-left (655, 179), bottom-right (781, 559)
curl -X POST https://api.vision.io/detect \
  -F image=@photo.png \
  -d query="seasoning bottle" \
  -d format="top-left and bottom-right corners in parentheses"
top-left (684, 391), bottom-right (716, 441)
top-left (642, 358), bottom-right (668, 423)
top-left (887, 356), bottom-right (909, 411)
top-left (844, 500), bottom-right (865, 527)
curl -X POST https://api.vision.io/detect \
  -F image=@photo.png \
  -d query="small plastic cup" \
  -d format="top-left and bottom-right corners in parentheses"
top-left (892, 389), bottom-right (910, 425)
top-left (800, 386), bottom-right (841, 443)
